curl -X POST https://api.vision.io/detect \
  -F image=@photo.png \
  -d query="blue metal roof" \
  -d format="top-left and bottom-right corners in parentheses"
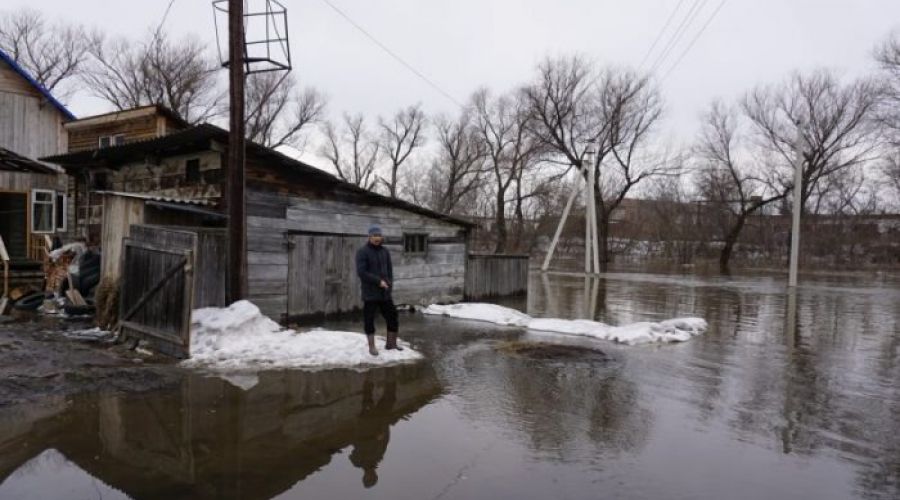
top-left (0, 48), bottom-right (76, 121)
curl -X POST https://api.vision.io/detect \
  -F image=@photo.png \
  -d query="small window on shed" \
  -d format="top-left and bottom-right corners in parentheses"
top-left (185, 159), bottom-right (201, 182)
top-left (403, 233), bottom-right (428, 255)
top-left (98, 134), bottom-right (125, 149)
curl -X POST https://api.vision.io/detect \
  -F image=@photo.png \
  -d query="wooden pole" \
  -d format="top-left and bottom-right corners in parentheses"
top-left (227, 0), bottom-right (247, 302)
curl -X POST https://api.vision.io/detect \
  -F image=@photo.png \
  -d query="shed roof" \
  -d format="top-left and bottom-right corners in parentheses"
top-left (0, 48), bottom-right (76, 121)
top-left (42, 124), bottom-right (475, 228)
top-left (0, 147), bottom-right (61, 174)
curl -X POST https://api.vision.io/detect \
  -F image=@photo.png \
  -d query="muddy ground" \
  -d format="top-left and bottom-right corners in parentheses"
top-left (0, 314), bottom-right (183, 406)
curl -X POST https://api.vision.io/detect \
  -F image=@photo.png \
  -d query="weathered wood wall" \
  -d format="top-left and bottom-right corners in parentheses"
top-left (67, 113), bottom-right (184, 152)
top-left (74, 151), bottom-right (223, 241)
top-left (0, 61), bottom-right (67, 158)
top-left (464, 254), bottom-right (530, 300)
top-left (100, 194), bottom-right (146, 283)
top-left (0, 172), bottom-right (72, 257)
top-left (245, 188), bottom-right (468, 321)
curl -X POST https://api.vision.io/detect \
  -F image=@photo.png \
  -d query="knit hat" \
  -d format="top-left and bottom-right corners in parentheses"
top-left (367, 225), bottom-right (383, 236)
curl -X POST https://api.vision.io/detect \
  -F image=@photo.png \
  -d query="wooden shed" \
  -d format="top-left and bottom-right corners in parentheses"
top-left (43, 124), bottom-right (475, 325)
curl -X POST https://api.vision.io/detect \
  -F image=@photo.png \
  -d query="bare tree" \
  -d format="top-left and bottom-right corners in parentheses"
top-left (875, 32), bottom-right (900, 206)
top-left (472, 88), bottom-right (541, 253)
top-left (742, 70), bottom-right (881, 215)
top-left (695, 102), bottom-right (787, 273)
top-left (245, 72), bottom-right (326, 150)
top-left (875, 31), bottom-right (900, 138)
top-left (0, 9), bottom-right (93, 99)
top-left (525, 57), bottom-right (671, 270)
top-left (428, 111), bottom-right (488, 215)
top-left (377, 104), bottom-right (426, 198)
top-left (82, 31), bottom-right (223, 123)
top-left (320, 113), bottom-right (379, 190)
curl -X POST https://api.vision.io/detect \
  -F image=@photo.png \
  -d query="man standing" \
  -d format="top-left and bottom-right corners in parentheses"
top-left (356, 226), bottom-right (403, 356)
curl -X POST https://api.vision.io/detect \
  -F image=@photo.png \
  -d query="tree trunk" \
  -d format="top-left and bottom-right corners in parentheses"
top-left (719, 215), bottom-right (748, 274)
top-left (494, 193), bottom-right (507, 254)
top-left (598, 215), bottom-right (611, 273)
top-left (389, 165), bottom-right (398, 198)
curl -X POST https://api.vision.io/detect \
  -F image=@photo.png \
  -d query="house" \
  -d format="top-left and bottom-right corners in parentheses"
top-left (64, 104), bottom-right (188, 152)
top-left (0, 48), bottom-right (72, 158)
top-left (0, 48), bottom-right (74, 284)
top-left (42, 123), bottom-right (475, 323)
top-left (56, 105), bottom-right (191, 243)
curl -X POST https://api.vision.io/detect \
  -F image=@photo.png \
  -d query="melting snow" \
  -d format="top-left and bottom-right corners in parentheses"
top-left (183, 301), bottom-right (423, 382)
top-left (424, 303), bottom-right (707, 345)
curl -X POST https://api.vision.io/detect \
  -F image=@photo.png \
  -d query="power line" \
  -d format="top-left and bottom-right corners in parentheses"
top-left (648, 0), bottom-right (708, 74)
top-left (638, 0), bottom-right (687, 70)
top-left (318, 0), bottom-right (465, 109)
top-left (662, 0), bottom-right (729, 81)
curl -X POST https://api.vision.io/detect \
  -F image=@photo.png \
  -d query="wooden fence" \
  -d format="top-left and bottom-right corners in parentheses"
top-left (464, 254), bottom-right (530, 300)
top-left (118, 225), bottom-right (227, 358)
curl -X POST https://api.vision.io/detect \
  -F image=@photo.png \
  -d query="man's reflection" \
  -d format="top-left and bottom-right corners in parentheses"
top-left (349, 371), bottom-right (397, 488)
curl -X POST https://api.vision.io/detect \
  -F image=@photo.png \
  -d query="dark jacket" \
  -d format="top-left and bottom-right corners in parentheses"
top-left (356, 242), bottom-right (393, 301)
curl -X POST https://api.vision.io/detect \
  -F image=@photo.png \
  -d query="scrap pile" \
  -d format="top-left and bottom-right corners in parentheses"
top-left (3, 239), bottom-right (100, 317)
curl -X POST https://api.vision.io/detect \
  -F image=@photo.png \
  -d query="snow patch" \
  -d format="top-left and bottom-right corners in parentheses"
top-left (424, 303), bottom-right (707, 345)
top-left (183, 301), bottom-right (423, 376)
top-left (422, 303), bottom-right (532, 327)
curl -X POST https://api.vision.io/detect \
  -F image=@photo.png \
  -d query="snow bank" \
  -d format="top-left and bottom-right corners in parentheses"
top-left (424, 303), bottom-right (707, 345)
top-left (184, 301), bottom-right (423, 374)
top-left (422, 303), bottom-right (532, 327)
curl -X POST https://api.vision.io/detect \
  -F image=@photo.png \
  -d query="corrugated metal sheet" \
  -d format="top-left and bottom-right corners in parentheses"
top-left (0, 147), bottom-right (61, 174)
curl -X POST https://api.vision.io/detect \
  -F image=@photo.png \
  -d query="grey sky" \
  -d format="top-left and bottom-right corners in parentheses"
top-left (11, 0), bottom-right (900, 145)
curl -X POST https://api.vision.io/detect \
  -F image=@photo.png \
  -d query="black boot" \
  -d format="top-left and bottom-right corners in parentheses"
top-left (386, 331), bottom-right (403, 351)
top-left (367, 335), bottom-right (379, 356)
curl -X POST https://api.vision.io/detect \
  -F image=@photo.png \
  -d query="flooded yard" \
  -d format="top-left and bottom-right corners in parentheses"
top-left (1, 271), bottom-right (899, 499)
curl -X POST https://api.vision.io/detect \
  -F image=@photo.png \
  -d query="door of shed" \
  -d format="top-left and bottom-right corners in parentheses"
top-left (287, 233), bottom-right (367, 319)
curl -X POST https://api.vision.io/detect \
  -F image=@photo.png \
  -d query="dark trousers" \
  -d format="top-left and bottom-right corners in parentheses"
top-left (363, 300), bottom-right (398, 335)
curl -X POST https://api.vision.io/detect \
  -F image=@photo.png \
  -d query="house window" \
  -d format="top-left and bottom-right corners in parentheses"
top-left (98, 134), bottom-right (125, 148)
top-left (403, 233), bottom-right (428, 255)
top-left (185, 159), bottom-right (200, 182)
top-left (55, 192), bottom-right (67, 231)
top-left (31, 190), bottom-right (55, 233)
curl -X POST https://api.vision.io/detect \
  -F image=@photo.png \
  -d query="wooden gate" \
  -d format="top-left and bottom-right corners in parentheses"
top-left (118, 229), bottom-right (196, 358)
top-left (288, 232), bottom-right (366, 319)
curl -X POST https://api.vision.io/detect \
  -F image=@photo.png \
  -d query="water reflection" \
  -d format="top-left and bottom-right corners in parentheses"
top-left (1, 271), bottom-right (899, 499)
top-left (0, 365), bottom-right (441, 499)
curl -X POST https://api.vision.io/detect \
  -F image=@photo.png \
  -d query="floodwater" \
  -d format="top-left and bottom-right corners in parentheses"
top-left (1, 271), bottom-right (899, 499)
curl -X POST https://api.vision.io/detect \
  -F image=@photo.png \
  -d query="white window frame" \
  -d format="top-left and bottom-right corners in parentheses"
top-left (55, 191), bottom-right (67, 232)
top-left (98, 134), bottom-right (125, 148)
top-left (31, 189), bottom-right (55, 234)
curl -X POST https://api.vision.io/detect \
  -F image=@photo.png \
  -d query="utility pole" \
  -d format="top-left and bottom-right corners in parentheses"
top-left (788, 142), bottom-right (804, 288)
top-left (585, 148), bottom-right (599, 275)
top-left (227, 0), bottom-right (247, 302)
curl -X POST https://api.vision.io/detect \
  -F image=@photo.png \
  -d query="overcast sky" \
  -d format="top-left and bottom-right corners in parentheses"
top-left (11, 0), bottom-right (900, 146)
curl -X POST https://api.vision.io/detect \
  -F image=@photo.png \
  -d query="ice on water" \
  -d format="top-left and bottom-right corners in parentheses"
top-left (424, 303), bottom-right (707, 345)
